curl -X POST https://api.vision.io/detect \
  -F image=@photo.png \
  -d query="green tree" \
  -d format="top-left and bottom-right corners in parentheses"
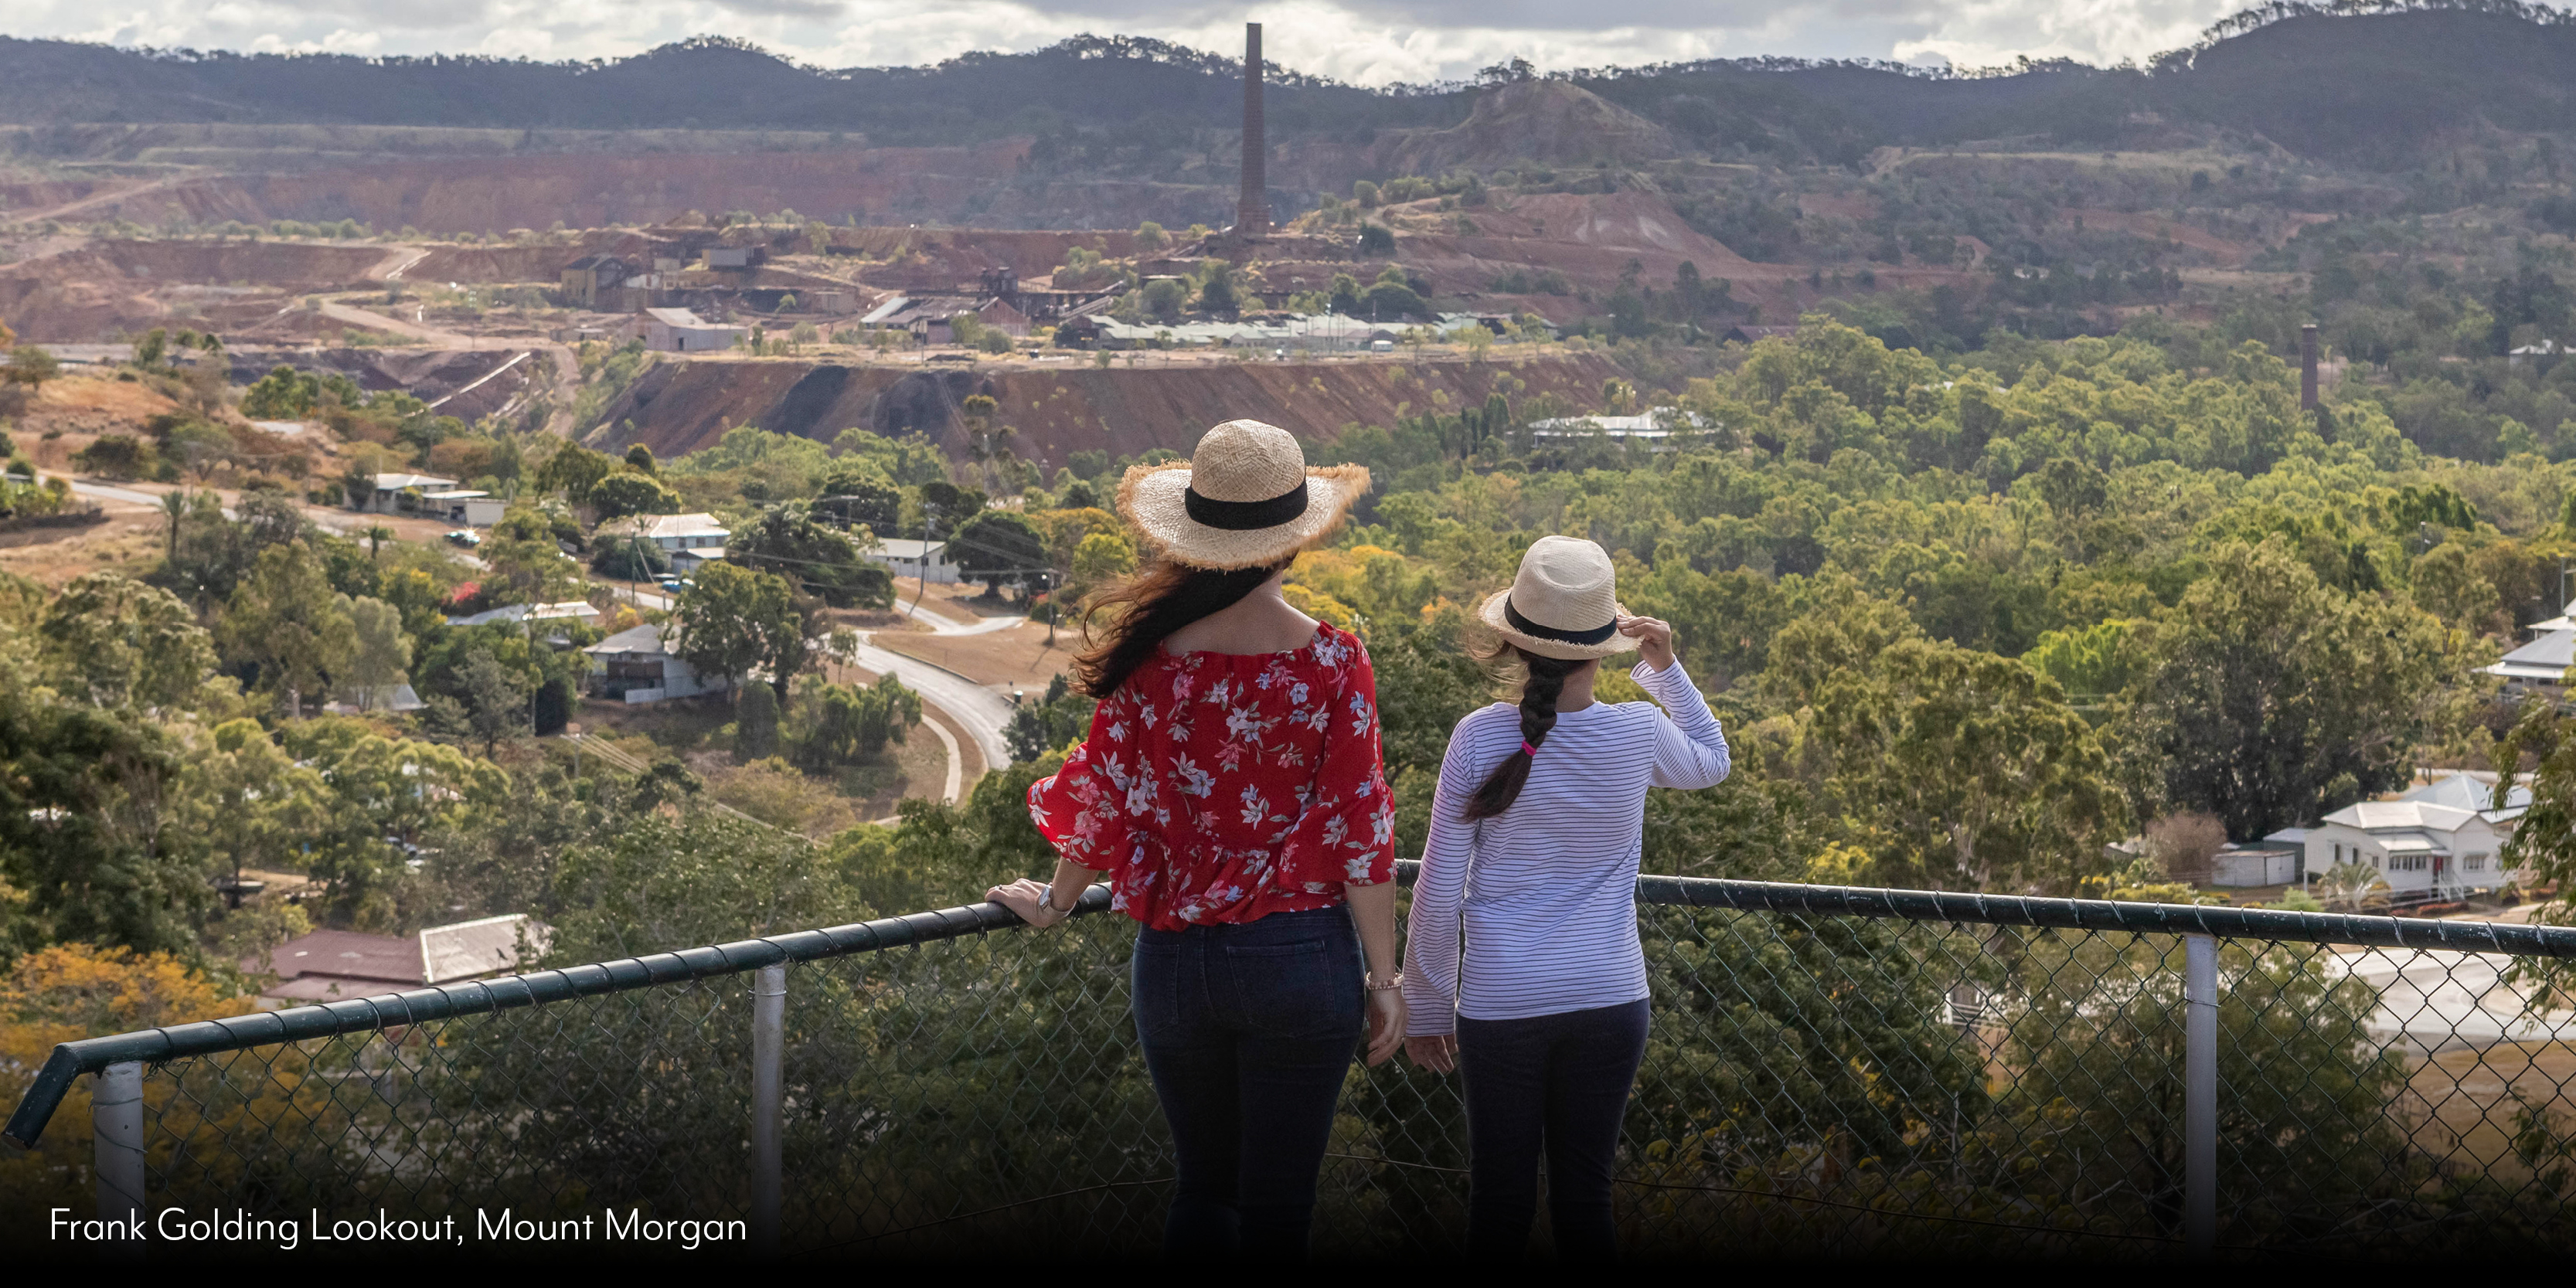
top-left (672, 562), bottom-right (809, 701)
top-left (219, 543), bottom-right (359, 719)
top-left (277, 719), bottom-right (508, 922)
top-left (2131, 537), bottom-right (2447, 840)
top-left (2409, 542), bottom-right (2500, 630)
top-left (624, 444), bottom-right (656, 474)
top-left (238, 365), bottom-right (322, 418)
top-left (788, 674), bottom-right (921, 768)
top-left (729, 502), bottom-right (893, 609)
top-left (339, 595), bottom-right (412, 710)
top-left (37, 573), bottom-right (217, 713)
top-left (1809, 637), bottom-right (2118, 892)
top-left (5, 345), bottom-right (60, 390)
top-left (455, 648), bottom-right (533, 757)
top-left (1005, 673), bottom-right (1094, 764)
top-left (70, 435), bottom-right (155, 481)
top-left (585, 471), bottom-right (681, 521)
top-left (815, 461), bottom-right (901, 532)
top-left (176, 718), bottom-right (327, 889)
top-left (917, 480), bottom-right (986, 531)
top-left (949, 510), bottom-right (1050, 600)
top-left (735, 679), bottom-right (781, 760)
top-left (536, 443), bottom-right (616, 501)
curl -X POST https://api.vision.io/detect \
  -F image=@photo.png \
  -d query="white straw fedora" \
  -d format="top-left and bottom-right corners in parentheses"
top-left (1477, 535), bottom-right (1635, 661)
top-left (1117, 420), bottom-right (1370, 571)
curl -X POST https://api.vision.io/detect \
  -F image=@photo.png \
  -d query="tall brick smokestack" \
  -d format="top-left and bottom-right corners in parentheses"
top-left (2301, 323), bottom-right (2319, 410)
top-left (1237, 22), bottom-right (1270, 237)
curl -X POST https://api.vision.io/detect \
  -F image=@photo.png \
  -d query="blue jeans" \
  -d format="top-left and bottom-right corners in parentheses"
top-left (1458, 999), bottom-right (1651, 1259)
top-left (1131, 906), bottom-right (1364, 1259)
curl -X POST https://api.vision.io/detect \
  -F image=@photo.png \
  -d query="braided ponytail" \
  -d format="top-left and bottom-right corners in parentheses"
top-left (1462, 646), bottom-right (1586, 821)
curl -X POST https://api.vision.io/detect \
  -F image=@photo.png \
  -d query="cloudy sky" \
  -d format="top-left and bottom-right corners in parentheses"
top-left (8, 0), bottom-right (2277, 83)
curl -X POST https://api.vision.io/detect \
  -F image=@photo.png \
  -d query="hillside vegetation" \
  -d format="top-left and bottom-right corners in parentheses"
top-left (6, 5), bottom-right (2576, 171)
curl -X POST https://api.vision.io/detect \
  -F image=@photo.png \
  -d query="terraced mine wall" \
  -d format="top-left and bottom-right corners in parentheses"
top-left (596, 352), bottom-right (1628, 461)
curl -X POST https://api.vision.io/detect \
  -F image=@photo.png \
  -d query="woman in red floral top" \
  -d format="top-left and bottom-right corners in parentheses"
top-left (989, 420), bottom-right (1402, 1259)
top-left (1029, 622), bottom-right (1392, 926)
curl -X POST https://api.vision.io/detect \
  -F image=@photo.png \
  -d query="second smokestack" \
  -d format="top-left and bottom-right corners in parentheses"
top-left (2301, 323), bottom-right (2319, 411)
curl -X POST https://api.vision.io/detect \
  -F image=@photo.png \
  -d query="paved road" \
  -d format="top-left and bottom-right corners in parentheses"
top-left (897, 596), bottom-right (1026, 636)
top-left (66, 477), bottom-right (362, 535)
top-left (65, 479), bottom-right (168, 509)
top-left (835, 634), bottom-right (1016, 775)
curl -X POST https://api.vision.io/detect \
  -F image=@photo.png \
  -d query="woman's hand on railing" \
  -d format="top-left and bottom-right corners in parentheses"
top-left (1403, 1034), bottom-right (1456, 1074)
top-left (1363, 989), bottom-right (1407, 1067)
top-left (987, 878), bottom-right (1069, 929)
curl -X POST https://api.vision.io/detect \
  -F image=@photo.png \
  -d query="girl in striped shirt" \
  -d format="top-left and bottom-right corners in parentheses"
top-left (1400, 535), bottom-right (1731, 1259)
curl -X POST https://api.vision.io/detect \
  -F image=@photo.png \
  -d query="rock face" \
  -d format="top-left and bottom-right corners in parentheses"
top-left (1369, 80), bottom-right (1680, 176)
top-left (594, 352), bottom-right (1630, 463)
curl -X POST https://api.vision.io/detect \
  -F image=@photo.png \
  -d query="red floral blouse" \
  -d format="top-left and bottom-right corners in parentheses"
top-left (1027, 623), bottom-right (1396, 931)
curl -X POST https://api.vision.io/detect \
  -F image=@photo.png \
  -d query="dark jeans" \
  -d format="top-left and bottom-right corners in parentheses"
top-left (1131, 905), bottom-right (1364, 1259)
top-left (1457, 999), bottom-right (1651, 1260)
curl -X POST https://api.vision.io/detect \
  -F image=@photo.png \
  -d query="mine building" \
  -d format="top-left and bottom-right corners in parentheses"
top-left (559, 254), bottom-right (635, 309)
top-left (634, 307), bottom-right (751, 352)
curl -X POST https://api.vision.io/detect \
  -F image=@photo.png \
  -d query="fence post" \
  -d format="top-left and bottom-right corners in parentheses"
top-left (751, 963), bottom-right (786, 1256)
top-left (2183, 933), bottom-right (2217, 1258)
top-left (94, 1061), bottom-right (145, 1258)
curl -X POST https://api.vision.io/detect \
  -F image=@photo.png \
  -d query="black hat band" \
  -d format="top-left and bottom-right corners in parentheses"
top-left (1503, 596), bottom-right (1618, 645)
top-left (1185, 480), bottom-right (1311, 531)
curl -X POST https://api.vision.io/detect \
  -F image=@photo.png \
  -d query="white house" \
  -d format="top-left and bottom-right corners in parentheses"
top-left (2482, 625), bottom-right (2571, 700)
top-left (635, 307), bottom-right (750, 353)
top-left (596, 511), bottom-right (730, 553)
top-left (671, 545), bottom-right (727, 573)
top-left (420, 489), bottom-right (505, 527)
top-left (2302, 796), bottom-right (2514, 900)
top-left (584, 622), bottom-right (723, 702)
top-left (863, 537), bottom-right (963, 584)
top-left (2398, 770), bottom-right (2533, 817)
top-left (359, 472), bottom-right (459, 515)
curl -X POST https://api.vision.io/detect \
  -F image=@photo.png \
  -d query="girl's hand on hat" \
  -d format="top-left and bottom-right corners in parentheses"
top-left (1619, 614), bottom-right (1675, 672)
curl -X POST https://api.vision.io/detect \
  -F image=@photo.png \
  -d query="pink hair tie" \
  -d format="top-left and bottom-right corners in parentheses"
top-left (1520, 741), bottom-right (1539, 757)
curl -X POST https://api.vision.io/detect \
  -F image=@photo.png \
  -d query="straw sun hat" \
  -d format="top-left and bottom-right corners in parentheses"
top-left (1117, 420), bottom-right (1370, 571)
top-left (1477, 535), bottom-right (1637, 661)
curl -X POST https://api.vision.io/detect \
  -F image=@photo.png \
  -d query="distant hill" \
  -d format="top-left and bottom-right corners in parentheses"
top-left (6, 5), bottom-right (2576, 174)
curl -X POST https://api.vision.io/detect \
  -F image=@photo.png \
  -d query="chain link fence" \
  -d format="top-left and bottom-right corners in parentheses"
top-left (14, 870), bottom-right (2576, 1256)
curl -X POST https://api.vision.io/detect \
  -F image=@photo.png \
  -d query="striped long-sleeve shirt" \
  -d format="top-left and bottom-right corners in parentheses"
top-left (1401, 660), bottom-right (1730, 1034)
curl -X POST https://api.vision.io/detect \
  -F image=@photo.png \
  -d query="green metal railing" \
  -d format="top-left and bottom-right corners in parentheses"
top-left (13, 866), bottom-right (2576, 1257)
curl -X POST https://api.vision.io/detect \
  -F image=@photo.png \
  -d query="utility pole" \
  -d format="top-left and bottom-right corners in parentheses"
top-left (912, 513), bottom-right (935, 617)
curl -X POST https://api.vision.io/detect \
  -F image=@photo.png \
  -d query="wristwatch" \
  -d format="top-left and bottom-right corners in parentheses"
top-left (1036, 885), bottom-right (1072, 921)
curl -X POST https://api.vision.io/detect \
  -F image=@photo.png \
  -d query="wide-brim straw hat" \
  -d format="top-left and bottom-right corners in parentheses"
top-left (1118, 420), bottom-right (1370, 571)
top-left (1477, 535), bottom-right (1635, 661)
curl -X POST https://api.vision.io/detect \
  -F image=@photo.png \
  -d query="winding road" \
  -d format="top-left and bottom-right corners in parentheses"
top-left (832, 594), bottom-right (1030, 779)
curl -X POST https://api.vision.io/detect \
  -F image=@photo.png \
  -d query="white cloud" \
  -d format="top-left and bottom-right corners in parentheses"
top-left (0, 0), bottom-right (2305, 81)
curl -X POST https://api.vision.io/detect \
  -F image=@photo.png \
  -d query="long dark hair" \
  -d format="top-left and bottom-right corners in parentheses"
top-left (1462, 641), bottom-right (1590, 821)
top-left (1072, 556), bottom-right (1288, 698)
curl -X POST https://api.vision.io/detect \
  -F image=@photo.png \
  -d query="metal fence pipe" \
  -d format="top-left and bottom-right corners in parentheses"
top-left (751, 963), bottom-right (786, 1256)
top-left (2184, 933), bottom-right (2217, 1258)
top-left (93, 1061), bottom-right (144, 1259)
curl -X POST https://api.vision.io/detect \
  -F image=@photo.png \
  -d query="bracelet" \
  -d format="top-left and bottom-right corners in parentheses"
top-left (1366, 973), bottom-right (1404, 992)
